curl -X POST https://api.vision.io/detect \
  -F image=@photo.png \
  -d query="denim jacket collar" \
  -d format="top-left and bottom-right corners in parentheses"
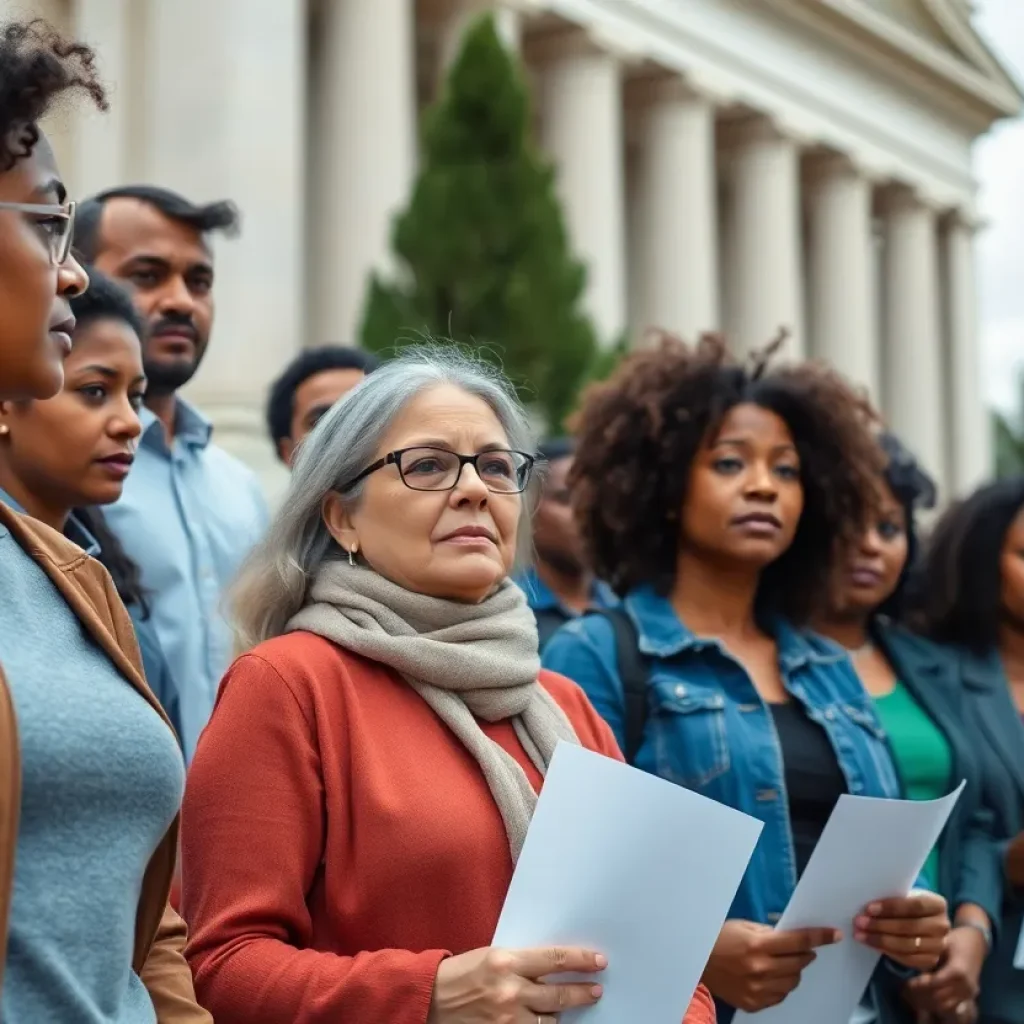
top-left (624, 584), bottom-right (847, 671)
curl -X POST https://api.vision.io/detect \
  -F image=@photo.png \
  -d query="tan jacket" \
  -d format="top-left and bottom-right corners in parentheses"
top-left (0, 502), bottom-right (211, 1022)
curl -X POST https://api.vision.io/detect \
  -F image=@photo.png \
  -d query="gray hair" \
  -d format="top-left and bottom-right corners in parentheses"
top-left (232, 344), bottom-right (539, 651)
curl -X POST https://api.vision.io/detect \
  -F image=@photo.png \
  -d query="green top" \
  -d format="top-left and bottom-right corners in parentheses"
top-left (873, 681), bottom-right (952, 888)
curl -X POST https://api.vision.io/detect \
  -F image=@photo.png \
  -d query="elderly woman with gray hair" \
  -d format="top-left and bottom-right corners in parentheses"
top-left (180, 347), bottom-right (716, 1024)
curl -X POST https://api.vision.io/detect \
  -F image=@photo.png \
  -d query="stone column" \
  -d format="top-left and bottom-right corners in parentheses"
top-left (943, 212), bottom-right (991, 495)
top-left (723, 118), bottom-right (805, 358)
top-left (140, 0), bottom-right (305, 497)
top-left (309, 0), bottom-right (417, 349)
top-left (806, 155), bottom-right (879, 398)
top-left (880, 188), bottom-right (946, 494)
top-left (537, 32), bottom-right (627, 343)
top-left (628, 79), bottom-right (719, 340)
top-left (439, 0), bottom-right (521, 72)
top-left (71, 0), bottom-right (132, 195)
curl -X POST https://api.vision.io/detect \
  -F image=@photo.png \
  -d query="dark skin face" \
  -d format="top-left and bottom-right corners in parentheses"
top-left (279, 367), bottom-right (367, 466)
top-left (1000, 508), bottom-right (1024, 631)
top-left (91, 197), bottom-right (214, 403)
top-left (0, 132), bottom-right (89, 400)
top-left (0, 315), bottom-right (145, 530)
top-left (827, 481), bottom-right (908, 620)
top-left (680, 403), bottom-right (803, 571)
top-left (533, 455), bottom-right (586, 577)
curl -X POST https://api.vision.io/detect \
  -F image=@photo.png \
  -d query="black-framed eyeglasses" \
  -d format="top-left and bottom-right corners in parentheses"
top-left (340, 446), bottom-right (535, 494)
top-left (0, 200), bottom-right (77, 265)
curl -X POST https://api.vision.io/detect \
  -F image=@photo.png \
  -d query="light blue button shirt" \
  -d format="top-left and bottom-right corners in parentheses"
top-left (104, 400), bottom-right (269, 760)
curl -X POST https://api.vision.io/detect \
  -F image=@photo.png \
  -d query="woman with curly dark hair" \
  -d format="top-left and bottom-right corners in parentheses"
top-left (0, 19), bottom-right (208, 1023)
top-left (542, 334), bottom-right (949, 1023)
top-left (909, 478), bottom-right (1024, 1024)
top-left (815, 434), bottom-right (1002, 1024)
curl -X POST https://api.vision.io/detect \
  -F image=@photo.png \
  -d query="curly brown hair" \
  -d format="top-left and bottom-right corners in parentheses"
top-left (0, 19), bottom-right (107, 172)
top-left (570, 333), bottom-right (883, 625)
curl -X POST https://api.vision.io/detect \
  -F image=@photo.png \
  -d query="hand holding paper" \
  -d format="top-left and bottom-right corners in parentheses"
top-left (733, 782), bottom-right (964, 1024)
top-left (494, 742), bottom-right (762, 1024)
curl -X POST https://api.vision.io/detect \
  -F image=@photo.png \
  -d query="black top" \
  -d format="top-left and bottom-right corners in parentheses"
top-left (769, 701), bottom-right (848, 877)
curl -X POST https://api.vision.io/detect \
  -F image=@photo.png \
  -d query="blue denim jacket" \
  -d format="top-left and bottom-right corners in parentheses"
top-left (542, 585), bottom-right (903, 927)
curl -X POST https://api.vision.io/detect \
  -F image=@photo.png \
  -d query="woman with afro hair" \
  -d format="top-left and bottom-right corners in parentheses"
top-left (543, 333), bottom-right (949, 1023)
top-left (815, 434), bottom-right (1002, 1024)
top-left (908, 478), bottom-right (1024, 1024)
top-left (0, 19), bottom-right (208, 1023)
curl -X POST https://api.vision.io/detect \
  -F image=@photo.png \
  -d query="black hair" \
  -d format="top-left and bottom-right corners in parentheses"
top-left (874, 432), bottom-right (937, 621)
top-left (571, 333), bottom-right (883, 625)
top-left (0, 19), bottom-right (106, 172)
top-left (265, 345), bottom-right (380, 456)
top-left (908, 477), bottom-right (1024, 654)
top-left (71, 505), bottom-right (149, 616)
top-left (74, 184), bottom-right (240, 262)
top-left (69, 266), bottom-right (145, 341)
top-left (538, 437), bottom-right (574, 464)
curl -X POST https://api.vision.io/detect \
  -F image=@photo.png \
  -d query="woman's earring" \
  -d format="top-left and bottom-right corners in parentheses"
top-left (348, 547), bottom-right (355, 566)
top-left (0, 425), bottom-right (8, 436)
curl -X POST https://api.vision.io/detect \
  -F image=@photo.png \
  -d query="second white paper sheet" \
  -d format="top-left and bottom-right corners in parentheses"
top-left (734, 782), bottom-right (964, 1024)
top-left (493, 742), bottom-right (763, 1024)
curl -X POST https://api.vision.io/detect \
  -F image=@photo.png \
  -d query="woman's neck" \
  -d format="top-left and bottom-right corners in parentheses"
top-left (669, 550), bottom-right (761, 640)
top-left (0, 470), bottom-right (68, 533)
top-left (814, 613), bottom-right (871, 652)
top-left (999, 621), bottom-right (1024, 680)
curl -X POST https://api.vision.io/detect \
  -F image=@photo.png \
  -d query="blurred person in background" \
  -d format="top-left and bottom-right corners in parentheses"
top-left (180, 346), bottom-right (716, 1024)
top-left (815, 432), bottom-right (1001, 1024)
top-left (910, 478), bottom-right (1024, 1024)
top-left (74, 185), bottom-right (268, 760)
top-left (518, 436), bottom-right (615, 651)
top-left (0, 269), bottom-right (179, 739)
top-left (266, 344), bottom-right (380, 467)
top-left (0, 18), bottom-right (206, 1021)
top-left (542, 334), bottom-right (949, 1023)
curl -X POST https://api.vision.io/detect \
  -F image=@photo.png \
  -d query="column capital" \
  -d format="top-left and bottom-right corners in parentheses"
top-left (718, 112), bottom-right (812, 154)
top-left (803, 151), bottom-right (879, 188)
top-left (525, 22), bottom-right (641, 67)
top-left (624, 70), bottom-right (723, 110)
top-left (942, 205), bottom-right (985, 233)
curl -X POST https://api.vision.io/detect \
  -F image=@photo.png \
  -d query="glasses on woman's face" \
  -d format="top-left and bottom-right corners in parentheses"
top-left (0, 199), bottom-right (77, 265)
top-left (341, 446), bottom-right (535, 494)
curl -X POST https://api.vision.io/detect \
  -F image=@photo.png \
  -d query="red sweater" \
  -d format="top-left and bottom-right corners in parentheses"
top-left (181, 631), bottom-right (716, 1024)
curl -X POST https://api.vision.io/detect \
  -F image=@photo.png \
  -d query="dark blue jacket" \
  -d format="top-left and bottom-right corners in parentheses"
top-left (958, 648), bottom-right (1024, 1024)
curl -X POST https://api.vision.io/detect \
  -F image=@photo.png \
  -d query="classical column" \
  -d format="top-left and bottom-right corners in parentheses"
top-left (141, 0), bottom-right (305, 496)
top-left (439, 0), bottom-right (521, 71)
top-left (723, 118), bottom-right (805, 358)
top-left (537, 32), bottom-right (627, 343)
top-left (880, 188), bottom-right (946, 494)
top-left (71, 0), bottom-right (132, 195)
top-left (806, 155), bottom-right (879, 398)
top-left (628, 79), bottom-right (719, 339)
top-left (309, 0), bottom-right (417, 349)
top-left (943, 212), bottom-right (991, 495)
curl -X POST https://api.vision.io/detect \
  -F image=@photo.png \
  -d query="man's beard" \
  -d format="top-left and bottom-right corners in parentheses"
top-left (143, 356), bottom-right (200, 397)
top-left (537, 544), bottom-right (586, 579)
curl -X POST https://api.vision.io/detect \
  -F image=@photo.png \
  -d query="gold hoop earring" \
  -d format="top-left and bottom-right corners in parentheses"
top-left (0, 425), bottom-right (8, 436)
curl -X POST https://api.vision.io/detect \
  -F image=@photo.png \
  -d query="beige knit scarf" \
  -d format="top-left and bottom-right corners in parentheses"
top-left (286, 558), bottom-right (580, 862)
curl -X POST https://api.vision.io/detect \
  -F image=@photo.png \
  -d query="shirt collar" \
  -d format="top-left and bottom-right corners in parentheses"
top-left (138, 398), bottom-right (213, 454)
top-left (623, 584), bottom-right (845, 669)
top-left (517, 568), bottom-right (617, 614)
top-left (0, 486), bottom-right (101, 557)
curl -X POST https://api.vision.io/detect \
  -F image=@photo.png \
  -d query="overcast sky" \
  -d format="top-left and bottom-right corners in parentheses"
top-left (975, 0), bottom-right (1024, 413)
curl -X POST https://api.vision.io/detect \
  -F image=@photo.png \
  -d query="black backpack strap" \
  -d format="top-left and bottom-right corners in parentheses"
top-left (600, 607), bottom-right (649, 765)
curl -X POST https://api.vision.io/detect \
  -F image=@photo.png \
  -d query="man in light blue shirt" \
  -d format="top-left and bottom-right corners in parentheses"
top-left (75, 185), bottom-right (269, 759)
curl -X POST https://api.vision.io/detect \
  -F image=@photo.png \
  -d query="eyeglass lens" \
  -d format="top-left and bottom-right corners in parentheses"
top-left (397, 448), bottom-right (530, 493)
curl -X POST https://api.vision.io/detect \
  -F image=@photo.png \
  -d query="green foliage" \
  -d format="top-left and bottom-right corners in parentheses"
top-left (359, 13), bottom-right (601, 431)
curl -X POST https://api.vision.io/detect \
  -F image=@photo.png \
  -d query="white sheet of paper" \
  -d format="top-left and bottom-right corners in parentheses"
top-left (1014, 919), bottom-right (1024, 969)
top-left (494, 742), bottom-right (763, 1023)
top-left (734, 781), bottom-right (965, 1024)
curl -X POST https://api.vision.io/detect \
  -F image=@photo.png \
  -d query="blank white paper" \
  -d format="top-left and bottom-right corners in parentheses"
top-left (734, 781), bottom-right (965, 1024)
top-left (493, 742), bottom-right (763, 1023)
